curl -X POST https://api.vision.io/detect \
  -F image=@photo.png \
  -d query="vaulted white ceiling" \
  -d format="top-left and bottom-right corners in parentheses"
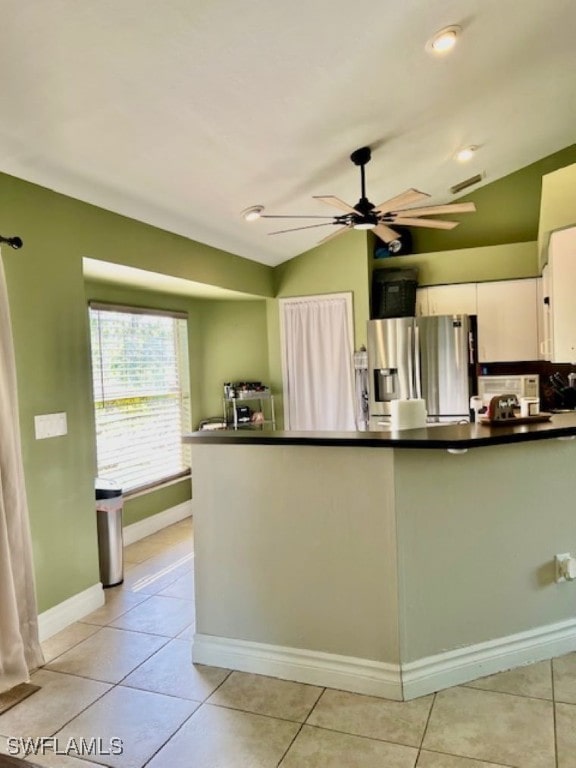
top-left (2, 0), bottom-right (576, 267)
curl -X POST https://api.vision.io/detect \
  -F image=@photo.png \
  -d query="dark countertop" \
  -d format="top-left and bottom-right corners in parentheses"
top-left (184, 412), bottom-right (576, 450)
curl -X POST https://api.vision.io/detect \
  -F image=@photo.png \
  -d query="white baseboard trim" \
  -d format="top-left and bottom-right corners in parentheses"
top-left (402, 618), bottom-right (576, 700)
top-left (192, 633), bottom-right (403, 700)
top-left (193, 619), bottom-right (576, 701)
top-left (123, 500), bottom-right (192, 546)
top-left (38, 583), bottom-right (105, 642)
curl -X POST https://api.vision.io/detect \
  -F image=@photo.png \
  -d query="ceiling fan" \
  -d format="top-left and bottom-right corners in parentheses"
top-left (256, 146), bottom-right (476, 250)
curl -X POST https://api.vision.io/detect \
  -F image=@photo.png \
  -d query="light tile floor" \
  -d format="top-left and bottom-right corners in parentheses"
top-left (1, 518), bottom-right (576, 767)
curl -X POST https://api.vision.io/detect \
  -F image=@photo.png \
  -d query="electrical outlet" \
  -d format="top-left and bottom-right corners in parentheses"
top-left (34, 412), bottom-right (67, 440)
top-left (555, 553), bottom-right (576, 583)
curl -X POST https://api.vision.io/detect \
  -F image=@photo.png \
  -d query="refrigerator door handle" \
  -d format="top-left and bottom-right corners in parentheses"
top-left (468, 330), bottom-right (475, 365)
top-left (414, 324), bottom-right (422, 399)
top-left (407, 325), bottom-right (415, 399)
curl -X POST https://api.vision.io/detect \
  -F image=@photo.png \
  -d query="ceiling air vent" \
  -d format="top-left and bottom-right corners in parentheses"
top-left (450, 172), bottom-right (484, 195)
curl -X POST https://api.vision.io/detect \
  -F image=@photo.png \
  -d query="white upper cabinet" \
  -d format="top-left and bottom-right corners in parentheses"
top-left (546, 226), bottom-right (576, 363)
top-left (425, 283), bottom-right (478, 316)
top-left (476, 279), bottom-right (539, 362)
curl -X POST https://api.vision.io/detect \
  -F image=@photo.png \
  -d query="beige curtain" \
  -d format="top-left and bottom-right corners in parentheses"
top-left (0, 250), bottom-right (44, 694)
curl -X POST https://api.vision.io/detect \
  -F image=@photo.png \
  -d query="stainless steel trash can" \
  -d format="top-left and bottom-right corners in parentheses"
top-left (95, 478), bottom-right (124, 587)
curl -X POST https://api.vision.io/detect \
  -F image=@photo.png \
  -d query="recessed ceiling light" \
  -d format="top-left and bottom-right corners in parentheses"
top-left (426, 25), bottom-right (461, 55)
top-left (456, 146), bottom-right (477, 162)
top-left (241, 205), bottom-right (264, 222)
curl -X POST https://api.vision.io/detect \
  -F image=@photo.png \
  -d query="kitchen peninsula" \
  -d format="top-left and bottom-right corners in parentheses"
top-left (184, 414), bottom-right (576, 701)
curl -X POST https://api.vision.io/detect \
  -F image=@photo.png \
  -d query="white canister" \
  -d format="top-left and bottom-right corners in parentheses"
top-left (520, 397), bottom-right (540, 418)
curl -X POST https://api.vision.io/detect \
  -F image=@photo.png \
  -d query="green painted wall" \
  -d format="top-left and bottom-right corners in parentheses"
top-left (410, 143), bottom-right (576, 253)
top-left (3, 206), bottom-right (100, 614)
top-left (396, 441), bottom-right (576, 660)
top-left (197, 300), bottom-right (269, 419)
top-left (265, 298), bottom-right (284, 428)
top-left (1, 171), bottom-right (273, 612)
top-left (539, 162), bottom-right (576, 268)
top-left (372, 241), bottom-right (538, 287)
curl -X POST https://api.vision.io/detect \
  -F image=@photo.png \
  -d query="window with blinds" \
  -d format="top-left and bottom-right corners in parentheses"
top-left (89, 303), bottom-right (191, 494)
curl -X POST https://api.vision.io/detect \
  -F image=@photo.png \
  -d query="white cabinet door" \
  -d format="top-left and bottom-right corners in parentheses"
top-left (426, 284), bottom-right (477, 316)
top-left (548, 227), bottom-right (576, 363)
top-left (476, 279), bottom-right (539, 362)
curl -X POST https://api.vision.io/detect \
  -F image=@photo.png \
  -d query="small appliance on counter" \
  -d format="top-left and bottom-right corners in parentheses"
top-left (477, 374), bottom-right (539, 405)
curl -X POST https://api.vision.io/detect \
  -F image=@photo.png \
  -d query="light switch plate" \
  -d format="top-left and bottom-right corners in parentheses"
top-left (34, 412), bottom-right (68, 440)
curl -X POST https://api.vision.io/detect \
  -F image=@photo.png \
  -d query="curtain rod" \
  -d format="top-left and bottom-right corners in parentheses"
top-left (0, 235), bottom-right (23, 249)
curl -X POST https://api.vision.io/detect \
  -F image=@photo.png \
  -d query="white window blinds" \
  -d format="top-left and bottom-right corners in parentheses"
top-left (89, 303), bottom-right (191, 493)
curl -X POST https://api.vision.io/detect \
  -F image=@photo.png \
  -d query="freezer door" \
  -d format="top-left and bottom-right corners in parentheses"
top-left (417, 315), bottom-right (472, 419)
top-left (367, 318), bottom-right (416, 417)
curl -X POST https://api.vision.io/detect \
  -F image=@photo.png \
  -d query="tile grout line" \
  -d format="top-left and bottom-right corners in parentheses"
top-left (416, 745), bottom-right (518, 767)
top-left (40, 625), bottom-right (105, 666)
top-left (293, 721), bottom-right (427, 753)
top-left (276, 722), bottom-right (305, 766)
top-left (139, 668), bottom-right (234, 768)
top-left (277, 687), bottom-right (326, 767)
top-left (78, 597), bottom-right (155, 630)
top-left (415, 690), bottom-right (436, 763)
top-left (460, 680), bottom-right (555, 703)
top-left (201, 698), bottom-right (319, 727)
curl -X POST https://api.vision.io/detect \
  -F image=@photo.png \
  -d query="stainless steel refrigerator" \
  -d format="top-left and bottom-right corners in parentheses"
top-left (367, 315), bottom-right (477, 428)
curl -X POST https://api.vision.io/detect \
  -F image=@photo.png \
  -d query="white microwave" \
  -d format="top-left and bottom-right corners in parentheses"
top-left (477, 374), bottom-right (539, 404)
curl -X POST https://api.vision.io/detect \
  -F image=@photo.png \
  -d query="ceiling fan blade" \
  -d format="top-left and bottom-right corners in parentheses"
top-left (313, 195), bottom-right (358, 214)
top-left (373, 224), bottom-right (400, 242)
top-left (372, 189), bottom-right (430, 214)
top-left (260, 214), bottom-right (336, 219)
top-left (317, 226), bottom-right (352, 245)
top-left (267, 222), bottom-right (337, 235)
top-left (391, 202), bottom-right (476, 217)
top-left (392, 217), bottom-right (459, 230)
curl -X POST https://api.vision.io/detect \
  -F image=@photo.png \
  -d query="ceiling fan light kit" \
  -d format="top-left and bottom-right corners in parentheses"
top-left (247, 145), bottom-right (477, 248)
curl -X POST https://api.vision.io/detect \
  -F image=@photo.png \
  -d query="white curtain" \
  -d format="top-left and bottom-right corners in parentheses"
top-left (0, 250), bottom-right (44, 694)
top-left (282, 294), bottom-right (356, 431)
